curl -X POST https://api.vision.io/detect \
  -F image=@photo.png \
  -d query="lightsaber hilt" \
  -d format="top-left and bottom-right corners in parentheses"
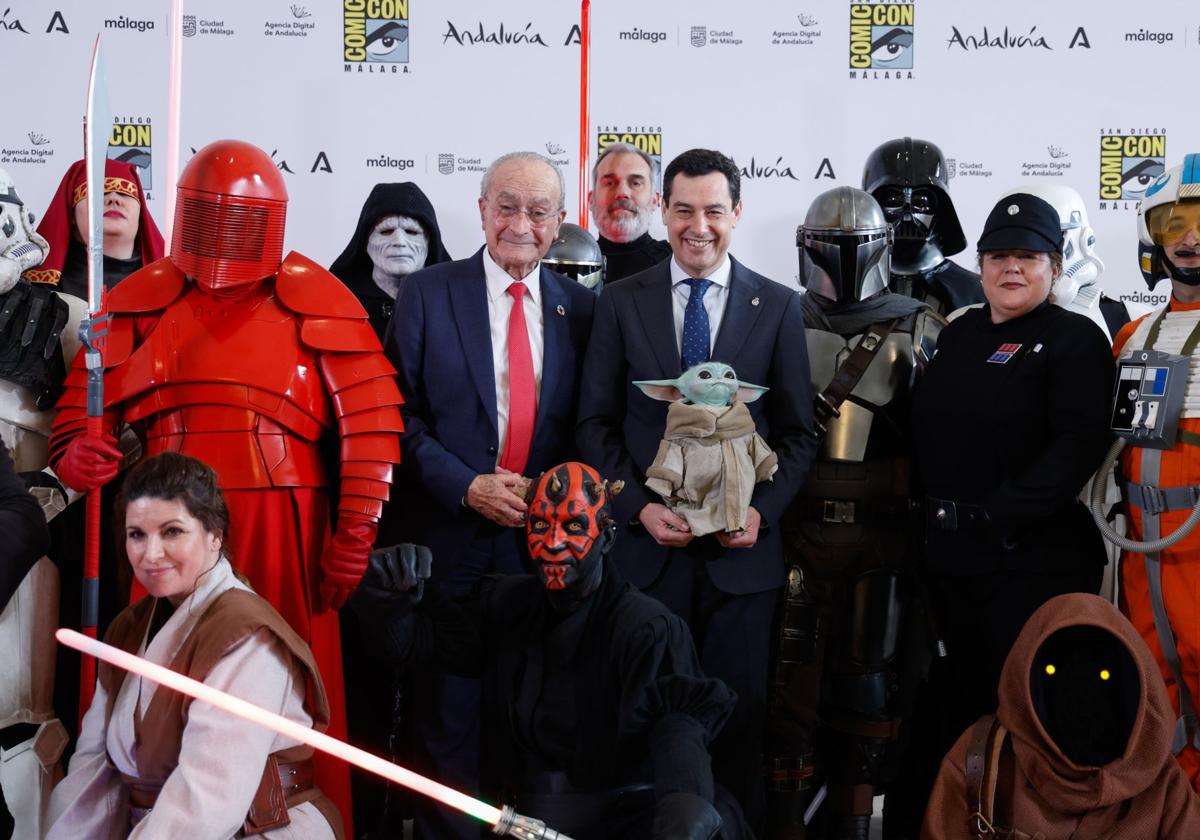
top-left (493, 805), bottom-right (576, 840)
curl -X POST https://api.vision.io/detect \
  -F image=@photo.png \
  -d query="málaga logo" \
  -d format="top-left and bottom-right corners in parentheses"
top-left (848, 0), bottom-right (914, 79)
top-left (596, 126), bottom-right (663, 187)
top-left (1098, 129), bottom-right (1166, 209)
top-left (109, 118), bottom-right (152, 194)
top-left (344, 0), bottom-right (410, 73)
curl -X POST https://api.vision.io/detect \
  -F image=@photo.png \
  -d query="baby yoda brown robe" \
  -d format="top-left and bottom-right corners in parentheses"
top-left (645, 401), bottom-right (777, 536)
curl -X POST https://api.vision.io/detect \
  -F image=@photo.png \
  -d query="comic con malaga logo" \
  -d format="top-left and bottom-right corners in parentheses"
top-left (1098, 129), bottom-right (1166, 209)
top-left (848, 1), bottom-right (914, 79)
top-left (344, 0), bottom-right (410, 71)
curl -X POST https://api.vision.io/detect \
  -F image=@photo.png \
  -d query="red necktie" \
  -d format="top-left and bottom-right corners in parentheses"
top-left (499, 281), bottom-right (535, 473)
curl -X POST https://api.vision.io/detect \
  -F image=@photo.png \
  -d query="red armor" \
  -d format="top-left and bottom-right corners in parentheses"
top-left (48, 141), bottom-right (402, 832)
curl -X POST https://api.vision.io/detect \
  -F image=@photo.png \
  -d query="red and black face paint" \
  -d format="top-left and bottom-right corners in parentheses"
top-left (526, 462), bottom-right (612, 602)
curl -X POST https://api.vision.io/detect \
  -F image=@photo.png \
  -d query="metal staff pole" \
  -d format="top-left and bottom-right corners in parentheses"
top-left (77, 34), bottom-right (113, 720)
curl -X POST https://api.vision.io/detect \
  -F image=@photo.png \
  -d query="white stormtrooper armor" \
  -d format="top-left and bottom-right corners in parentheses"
top-left (0, 166), bottom-right (79, 839)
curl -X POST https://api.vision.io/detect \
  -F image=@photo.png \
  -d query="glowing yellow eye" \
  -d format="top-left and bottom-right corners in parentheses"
top-left (1100, 669), bottom-right (1111, 681)
top-left (1044, 664), bottom-right (1056, 676)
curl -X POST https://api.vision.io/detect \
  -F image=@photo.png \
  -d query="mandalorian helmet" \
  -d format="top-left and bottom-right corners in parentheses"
top-left (172, 140), bottom-right (288, 292)
top-left (1137, 153), bottom-right (1200, 290)
top-left (797, 187), bottom-right (892, 303)
top-left (542, 223), bottom-right (605, 290)
top-left (862, 137), bottom-right (966, 275)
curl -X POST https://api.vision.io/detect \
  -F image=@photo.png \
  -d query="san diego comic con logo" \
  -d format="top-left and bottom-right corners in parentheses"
top-left (848, 1), bottom-right (914, 78)
top-left (344, 0), bottom-right (410, 71)
top-left (597, 126), bottom-right (663, 187)
top-left (109, 118), bottom-right (153, 193)
top-left (1098, 129), bottom-right (1166, 209)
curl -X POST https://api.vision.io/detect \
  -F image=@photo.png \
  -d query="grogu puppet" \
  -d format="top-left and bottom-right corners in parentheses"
top-left (635, 361), bottom-right (777, 536)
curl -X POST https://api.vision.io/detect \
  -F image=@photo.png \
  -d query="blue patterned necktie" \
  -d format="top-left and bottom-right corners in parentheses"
top-left (680, 278), bottom-right (713, 370)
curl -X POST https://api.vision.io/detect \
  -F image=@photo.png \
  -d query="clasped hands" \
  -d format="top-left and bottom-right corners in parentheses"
top-left (465, 467), bottom-right (532, 528)
top-left (638, 502), bottom-right (762, 549)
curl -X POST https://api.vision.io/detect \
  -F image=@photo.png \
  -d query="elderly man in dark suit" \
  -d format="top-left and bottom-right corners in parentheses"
top-left (385, 151), bottom-right (594, 839)
top-left (577, 147), bottom-right (817, 830)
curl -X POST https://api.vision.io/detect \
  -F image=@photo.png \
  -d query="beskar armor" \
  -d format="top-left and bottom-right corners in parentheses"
top-left (542, 223), bottom-right (605, 291)
top-left (797, 187), bottom-right (892, 304)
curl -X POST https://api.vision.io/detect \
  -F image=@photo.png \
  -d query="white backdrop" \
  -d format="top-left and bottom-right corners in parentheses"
top-left (1, 0), bottom-right (1196, 307)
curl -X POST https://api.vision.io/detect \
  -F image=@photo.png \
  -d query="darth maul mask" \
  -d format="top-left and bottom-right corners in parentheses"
top-left (526, 462), bottom-right (618, 612)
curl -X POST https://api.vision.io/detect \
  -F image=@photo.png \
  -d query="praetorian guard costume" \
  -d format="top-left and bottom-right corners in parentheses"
top-left (352, 462), bottom-right (748, 840)
top-left (769, 187), bottom-right (940, 840)
top-left (0, 166), bottom-right (74, 839)
top-left (47, 140), bottom-right (405, 833)
top-left (924, 594), bottom-right (1200, 838)
top-left (862, 137), bottom-right (983, 316)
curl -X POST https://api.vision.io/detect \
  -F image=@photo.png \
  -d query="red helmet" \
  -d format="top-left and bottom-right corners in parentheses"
top-left (171, 140), bottom-right (287, 291)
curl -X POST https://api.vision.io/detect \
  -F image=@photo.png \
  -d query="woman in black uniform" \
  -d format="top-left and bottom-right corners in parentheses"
top-left (901, 193), bottom-right (1115, 831)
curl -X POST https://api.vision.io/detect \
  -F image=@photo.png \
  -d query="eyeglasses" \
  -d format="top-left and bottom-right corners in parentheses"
top-left (487, 201), bottom-right (558, 228)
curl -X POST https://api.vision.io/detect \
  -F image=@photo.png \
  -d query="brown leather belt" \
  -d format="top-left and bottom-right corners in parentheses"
top-left (126, 756), bottom-right (314, 833)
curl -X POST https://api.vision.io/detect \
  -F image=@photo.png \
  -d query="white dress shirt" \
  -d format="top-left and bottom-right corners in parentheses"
top-left (670, 255), bottom-right (732, 359)
top-left (483, 247), bottom-right (545, 463)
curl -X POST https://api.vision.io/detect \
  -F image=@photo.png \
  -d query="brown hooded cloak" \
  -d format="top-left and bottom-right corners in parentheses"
top-left (923, 593), bottom-right (1200, 839)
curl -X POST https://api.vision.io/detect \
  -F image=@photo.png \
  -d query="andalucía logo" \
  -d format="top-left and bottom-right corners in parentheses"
top-left (344, 0), bottom-right (410, 72)
top-left (848, 1), bottom-right (914, 79)
top-left (597, 126), bottom-right (663, 187)
top-left (1098, 129), bottom-right (1166, 209)
top-left (109, 118), bottom-right (152, 193)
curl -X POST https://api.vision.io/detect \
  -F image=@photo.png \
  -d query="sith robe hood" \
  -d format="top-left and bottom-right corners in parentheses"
top-left (329, 181), bottom-right (451, 294)
top-left (925, 593), bottom-right (1200, 838)
top-left (29, 158), bottom-right (164, 291)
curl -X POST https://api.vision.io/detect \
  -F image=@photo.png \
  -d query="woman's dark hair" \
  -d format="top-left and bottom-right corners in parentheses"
top-left (115, 452), bottom-right (231, 551)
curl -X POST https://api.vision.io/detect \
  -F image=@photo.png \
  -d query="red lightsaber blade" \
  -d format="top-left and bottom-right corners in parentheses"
top-left (577, 0), bottom-right (591, 228)
top-left (56, 629), bottom-right (573, 839)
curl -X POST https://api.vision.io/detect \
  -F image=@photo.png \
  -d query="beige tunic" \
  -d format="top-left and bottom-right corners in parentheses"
top-left (45, 559), bottom-right (335, 839)
top-left (645, 400), bottom-right (778, 536)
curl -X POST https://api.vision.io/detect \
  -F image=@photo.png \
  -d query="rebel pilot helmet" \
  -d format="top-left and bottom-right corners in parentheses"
top-left (172, 139), bottom-right (288, 293)
top-left (797, 186), bottom-right (892, 303)
top-left (542, 223), bottom-right (605, 290)
top-left (862, 137), bottom-right (966, 275)
top-left (1137, 153), bottom-right (1200, 290)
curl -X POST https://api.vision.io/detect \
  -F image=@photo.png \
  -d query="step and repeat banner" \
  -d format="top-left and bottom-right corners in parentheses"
top-left (1, 0), bottom-right (1197, 307)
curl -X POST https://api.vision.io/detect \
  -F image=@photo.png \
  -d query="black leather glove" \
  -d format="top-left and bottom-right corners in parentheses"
top-left (653, 791), bottom-right (722, 840)
top-left (357, 543), bottom-right (433, 604)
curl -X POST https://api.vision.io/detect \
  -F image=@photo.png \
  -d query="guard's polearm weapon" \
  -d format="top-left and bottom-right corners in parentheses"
top-left (56, 628), bottom-right (574, 840)
top-left (77, 34), bottom-right (113, 721)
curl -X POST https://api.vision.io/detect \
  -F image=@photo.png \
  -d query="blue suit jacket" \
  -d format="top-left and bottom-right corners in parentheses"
top-left (385, 248), bottom-right (595, 585)
top-left (576, 257), bottom-right (817, 594)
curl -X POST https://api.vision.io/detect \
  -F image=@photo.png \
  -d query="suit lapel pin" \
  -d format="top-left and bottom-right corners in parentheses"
top-left (556, 304), bottom-right (565, 316)
top-left (751, 296), bottom-right (760, 307)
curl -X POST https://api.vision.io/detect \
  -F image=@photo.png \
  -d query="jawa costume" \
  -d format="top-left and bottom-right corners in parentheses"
top-left (329, 182), bottom-right (452, 342)
top-left (0, 166), bottom-right (74, 839)
top-left (774, 187), bottom-right (939, 840)
top-left (47, 140), bottom-right (404, 831)
top-left (30, 157), bottom-right (164, 298)
top-left (923, 593), bottom-right (1200, 839)
top-left (352, 462), bottom-right (746, 839)
top-left (1110, 153), bottom-right (1200, 793)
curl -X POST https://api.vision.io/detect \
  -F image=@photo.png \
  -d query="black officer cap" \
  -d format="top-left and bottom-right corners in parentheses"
top-left (977, 193), bottom-right (1062, 254)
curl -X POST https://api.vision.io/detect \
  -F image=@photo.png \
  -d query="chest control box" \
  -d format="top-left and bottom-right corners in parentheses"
top-left (1112, 349), bottom-right (1191, 449)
